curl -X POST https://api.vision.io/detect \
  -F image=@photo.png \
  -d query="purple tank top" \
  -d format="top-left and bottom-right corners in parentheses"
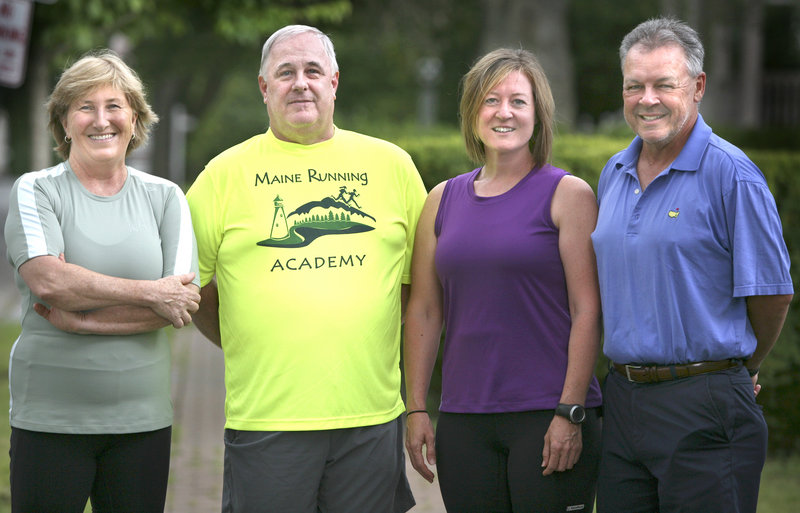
top-left (435, 165), bottom-right (602, 413)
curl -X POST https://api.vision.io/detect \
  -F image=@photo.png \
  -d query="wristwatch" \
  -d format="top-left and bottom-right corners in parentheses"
top-left (555, 403), bottom-right (586, 424)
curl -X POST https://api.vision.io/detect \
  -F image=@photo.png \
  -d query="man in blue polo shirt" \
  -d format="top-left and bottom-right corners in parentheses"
top-left (592, 17), bottom-right (793, 513)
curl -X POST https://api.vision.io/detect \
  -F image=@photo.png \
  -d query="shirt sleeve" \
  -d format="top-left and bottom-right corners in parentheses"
top-left (159, 183), bottom-right (200, 286)
top-left (400, 152), bottom-right (428, 285)
top-left (726, 174), bottom-right (793, 297)
top-left (4, 172), bottom-right (65, 270)
top-left (186, 166), bottom-right (222, 287)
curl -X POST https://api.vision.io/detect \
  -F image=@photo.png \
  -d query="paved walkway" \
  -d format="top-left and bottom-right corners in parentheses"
top-left (166, 325), bottom-right (446, 512)
top-left (165, 327), bottom-right (225, 512)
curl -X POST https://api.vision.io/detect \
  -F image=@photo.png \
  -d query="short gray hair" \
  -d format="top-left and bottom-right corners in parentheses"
top-left (620, 17), bottom-right (704, 77)
top-left (259, 25), bottom-right (338, 77)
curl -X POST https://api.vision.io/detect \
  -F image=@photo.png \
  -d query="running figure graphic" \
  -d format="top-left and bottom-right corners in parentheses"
top-left (332, 186), bottom-right (362, 208)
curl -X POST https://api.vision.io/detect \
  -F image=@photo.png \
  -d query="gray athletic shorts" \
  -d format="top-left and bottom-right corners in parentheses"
top-left (221, 415), bottom-right (415, 513)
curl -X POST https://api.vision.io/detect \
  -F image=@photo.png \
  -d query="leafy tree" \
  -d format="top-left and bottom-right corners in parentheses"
top-left (2, 0), bottom-right (797, 179)
top-left (480, 0), bottom-right (576, 126)
top-left (569, 0), bottom-right (662, 128)
top-left (329, 0), bottom-right (482, 128)
top-left (1, 0), bottom-right (352, 176)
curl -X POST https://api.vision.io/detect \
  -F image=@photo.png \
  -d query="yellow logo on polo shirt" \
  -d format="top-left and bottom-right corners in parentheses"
top-left (668, 208), bottom-right (680, 218)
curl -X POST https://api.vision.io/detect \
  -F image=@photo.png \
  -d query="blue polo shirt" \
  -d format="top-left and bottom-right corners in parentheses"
top-left (592, 115), bottom-right (792, 365)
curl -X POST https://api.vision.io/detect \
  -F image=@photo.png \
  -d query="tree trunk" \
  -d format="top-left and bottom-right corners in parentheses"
top-left (480, 0), bottom-right (576, 127)
top-left (29, 46), bottom-right (52, 171)
top-left (704, 0), bottom-right (764, 128)
top-left (740, 0), bottom-right (763, 128)
top-left (704, 6), bottom-right (736, 125)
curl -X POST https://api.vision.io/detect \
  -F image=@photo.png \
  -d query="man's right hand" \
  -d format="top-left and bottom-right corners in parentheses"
top-left (405, 412), bottom-right (437, 483)
top-left (150, 273), bottom-right (201, 328)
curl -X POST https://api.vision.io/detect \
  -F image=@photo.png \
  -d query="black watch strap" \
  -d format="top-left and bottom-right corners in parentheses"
top-left (555, 403), bottom-right (586, 424)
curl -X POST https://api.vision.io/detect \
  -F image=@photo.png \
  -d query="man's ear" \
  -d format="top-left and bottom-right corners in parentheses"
top-left (693, 72), bottom-right (706, 103)
top-left (258, 75), bottom-right (268, 104)
top-left (331, 71), bottom-right (339, 98)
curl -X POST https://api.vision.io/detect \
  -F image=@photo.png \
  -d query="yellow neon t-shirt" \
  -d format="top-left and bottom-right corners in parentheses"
top-left (187, 128), bottom-right (427, 430)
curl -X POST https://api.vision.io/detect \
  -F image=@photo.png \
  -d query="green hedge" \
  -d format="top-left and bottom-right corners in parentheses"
top-left (393, 131), bottom-right (629, 189)
top-left (393, 130), bottom-right (800, 455)
top-left (750, 150), bottom-right (800, 454)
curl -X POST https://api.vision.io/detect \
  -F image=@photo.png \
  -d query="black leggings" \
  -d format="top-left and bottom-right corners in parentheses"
top-left (10, 426), bottom-right (171, 513)
top-left (436, 409), bottom-right (601, 513)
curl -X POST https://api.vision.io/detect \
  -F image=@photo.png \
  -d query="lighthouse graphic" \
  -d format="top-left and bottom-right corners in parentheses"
top-left (269, 195), bottom-right (290, 240)
top-left (258, 189), bottom-right (376, 248)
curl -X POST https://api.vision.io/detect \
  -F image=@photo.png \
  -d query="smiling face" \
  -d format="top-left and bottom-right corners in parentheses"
top-left (62, 84), bottom-right (136, 170)
top-left (476, 70), bottom-right (536, 157)
top-left (622, 43), bottom-right (705, 151)
top-left (259, 31), bottom-right (339, 145)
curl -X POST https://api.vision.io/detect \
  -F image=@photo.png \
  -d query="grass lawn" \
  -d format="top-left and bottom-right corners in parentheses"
top-left (0, 321), bottom-right (18, 511)
top-left (0, 321), bottom-right (795, 512)
top-left (758, 456), bottom-right (800, 512)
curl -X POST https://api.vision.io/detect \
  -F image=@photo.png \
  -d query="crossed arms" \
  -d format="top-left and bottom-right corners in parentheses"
top-left (20, 253), bottom-right (200, 335)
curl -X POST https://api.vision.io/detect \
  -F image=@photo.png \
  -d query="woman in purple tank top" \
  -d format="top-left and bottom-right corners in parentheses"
top-left (404, 48), bottom-right (603, 512)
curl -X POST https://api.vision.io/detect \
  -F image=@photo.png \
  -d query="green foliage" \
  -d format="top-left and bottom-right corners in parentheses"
top-left (758, 457), bottom-right (800, 511)
top-left (568, 0), bottom-right (662, 124)
top-left (32, 0), bottom-right (355, 60)
top-left (388, 129), bottom-right (629, 191)
top-left (186, 73), bottom-right (267, 176)
top-left (714, 127), bottom-right (800, 151)
top-left (14, 0), bottom-right (797, 181)
top-left (0, 322), bottom-right (20, 511)
top-left (214, 0), bottom-right (352, 44)
top-left (33, 0), bottom-right (190, 63)
top-left (20, 0), bottom-right (357, 180)
top-left (330, 0), bottom-right (481, 127)
top-left (749, 149), bottom-right (800, 454)
top-left (551, 134), bottom-right (630, 188)
top-left (763, 3), bottom-right (800, 69)
top-left (390, 130), bottom-right (472, 189)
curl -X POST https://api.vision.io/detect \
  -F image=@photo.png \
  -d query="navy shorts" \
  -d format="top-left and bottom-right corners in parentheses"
top-left (597, 366), bottom-right (767, 513)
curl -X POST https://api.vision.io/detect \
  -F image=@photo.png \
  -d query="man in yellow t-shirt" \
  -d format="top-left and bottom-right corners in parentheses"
top-left (187, 24), bottom-right (426, 513)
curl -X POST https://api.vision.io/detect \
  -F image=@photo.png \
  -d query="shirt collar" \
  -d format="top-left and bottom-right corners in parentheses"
top-left (615, 113), bottom-right (713, 177)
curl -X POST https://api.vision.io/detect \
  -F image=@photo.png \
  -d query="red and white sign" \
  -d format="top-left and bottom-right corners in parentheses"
top-left (0, 0), bottom-right (33, 88)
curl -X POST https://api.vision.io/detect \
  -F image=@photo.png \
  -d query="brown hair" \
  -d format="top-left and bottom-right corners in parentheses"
top-left (459, 48), bottom-right (554, 166)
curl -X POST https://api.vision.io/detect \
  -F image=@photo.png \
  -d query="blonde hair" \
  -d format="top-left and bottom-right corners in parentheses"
top-left (459, 48), bottom-right (554, 166)
top-left (46, 49), bottom-right (158, 160)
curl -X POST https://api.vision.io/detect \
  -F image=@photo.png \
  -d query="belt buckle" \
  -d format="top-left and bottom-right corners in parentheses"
top-left (625, 364), bottom-right (641, 382)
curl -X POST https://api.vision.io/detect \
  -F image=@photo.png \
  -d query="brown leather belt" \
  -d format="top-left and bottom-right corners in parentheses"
top-left (613, 359), bottom-right (741, 383)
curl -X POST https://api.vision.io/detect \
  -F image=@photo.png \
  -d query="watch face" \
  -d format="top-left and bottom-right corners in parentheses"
top-left (556, 404), bottom-right (586, 424)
